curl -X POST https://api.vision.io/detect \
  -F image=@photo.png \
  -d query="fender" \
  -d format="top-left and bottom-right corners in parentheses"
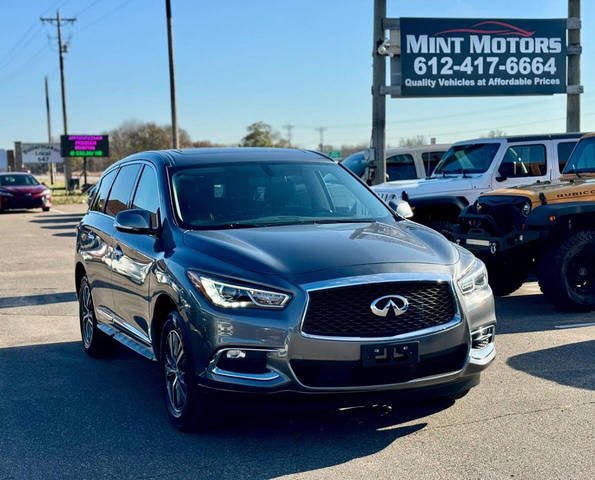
top-left (525, 202), bottom-right (595, 228)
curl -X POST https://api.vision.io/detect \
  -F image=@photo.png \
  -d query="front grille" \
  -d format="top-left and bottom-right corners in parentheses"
top-left (291, 344), bottom-right (468, 388)
top-left (302, 281), bottom-right (456, 338)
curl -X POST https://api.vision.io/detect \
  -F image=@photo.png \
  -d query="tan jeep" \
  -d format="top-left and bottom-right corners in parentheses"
top-left (456, 134), bottom-right (595, 312)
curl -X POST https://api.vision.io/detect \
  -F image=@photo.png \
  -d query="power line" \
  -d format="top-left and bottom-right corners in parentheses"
top-left (71, 0), bottom-right (137, 35)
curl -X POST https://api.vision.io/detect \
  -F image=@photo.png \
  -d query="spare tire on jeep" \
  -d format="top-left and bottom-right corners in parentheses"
top-left (537, 230), bottom-right (595, 312)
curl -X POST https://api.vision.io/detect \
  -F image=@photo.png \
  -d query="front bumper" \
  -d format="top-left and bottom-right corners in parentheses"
top-left (189, 273), bottom-right (496, 395)
top-left (0, 194), bottom-right (51, 210)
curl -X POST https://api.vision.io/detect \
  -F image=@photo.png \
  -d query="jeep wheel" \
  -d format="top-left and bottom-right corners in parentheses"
top-left (484, 258), bottom-right (527, 297)
top-left (538, 230), bottom-right (595, 312)
top-left (79, 276), bottom-right (118, 356)
top-left (160, 312), bottom-right (213, 431)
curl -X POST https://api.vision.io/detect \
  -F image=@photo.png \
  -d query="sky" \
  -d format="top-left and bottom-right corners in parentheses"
top-left (1, 0), bottom-right (595, 152)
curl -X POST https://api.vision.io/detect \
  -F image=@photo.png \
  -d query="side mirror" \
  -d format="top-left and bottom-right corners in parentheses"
top-left (388, 199), bottom-right (414, 219)
top-left (115, 209), bottom-right (157, 234)
top-left (41, 181), bottom-right (47, 186)
top-left (496, 174), bottom-right (508, 182)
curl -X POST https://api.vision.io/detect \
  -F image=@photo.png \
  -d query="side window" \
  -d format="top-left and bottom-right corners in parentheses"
top-left (91, 169), bottom-right (117, 213)
top-left (499, 144), bottom-right (546, 179)
top-left (105, 164), bottom-right (142, 217)
top-left (557, 141), bottom-right (577, 173)
top-left (132, 166), bottom-right (160, 227)
top-left (422, 151), bottom-right (446, 176)
top-left (386, 154), bottom-right (416, 181)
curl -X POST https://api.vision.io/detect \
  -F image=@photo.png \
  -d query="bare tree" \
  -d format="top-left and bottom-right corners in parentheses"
top-left (399, 135), bottom-right (427, 147)
top-left (486, 129), bottom-right (507, 138)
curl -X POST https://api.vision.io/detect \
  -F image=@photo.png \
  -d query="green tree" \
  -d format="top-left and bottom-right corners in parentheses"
top-left (240, 122), bottom-right (288, 147)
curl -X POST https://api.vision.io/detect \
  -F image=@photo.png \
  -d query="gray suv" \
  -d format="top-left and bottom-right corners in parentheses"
top-left (75, 148), bottom-right (496, 430)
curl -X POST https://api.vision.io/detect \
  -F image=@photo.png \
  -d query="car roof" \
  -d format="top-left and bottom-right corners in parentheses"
top-left (109, 148), bottom-right (333, 170)
top-left (453, 133), bottom-right (585, 145)
top-left (386, 144), bottom-right (450, 155)
top-left (0, 172), bottom-right (31, 175)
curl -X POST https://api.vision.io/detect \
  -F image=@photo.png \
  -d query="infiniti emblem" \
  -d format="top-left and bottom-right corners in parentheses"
top-left (370, 295), bottom-right (409, 318)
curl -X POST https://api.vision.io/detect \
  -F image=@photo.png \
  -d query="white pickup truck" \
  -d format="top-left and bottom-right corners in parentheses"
top-left (372, 133), bottom-right (582, 238)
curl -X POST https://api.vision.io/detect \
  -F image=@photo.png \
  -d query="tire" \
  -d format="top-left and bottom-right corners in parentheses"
top-left (160, 312), bottom-right (212, 431)
top-left (484, 257), bottom-right (528, 297)
top-left (42, 206), bottom-right (50, 212)
top-left (428, 220), bottom-right (456, 241)
top-left (78, 276), bottom-right (118, 356)
top-left (538, 230), bottom-right (595, 312)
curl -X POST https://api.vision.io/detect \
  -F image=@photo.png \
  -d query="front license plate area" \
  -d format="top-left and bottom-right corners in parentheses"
top-left (361, 342), bottom-right (419, 367)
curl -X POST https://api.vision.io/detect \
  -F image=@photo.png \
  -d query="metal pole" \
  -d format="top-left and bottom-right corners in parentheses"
top-left (165, 0), bottom-right (179, 148)
top-left (56, 11), bottom-right (72, 190)
top-left (371, 0), bottom-right (386, 185)
top-left (317, 127), bottom-right (326, 152)
top-left (567, 0), bottom-right (581, 132)
top-left (44, 76), bottom-right (54, 185)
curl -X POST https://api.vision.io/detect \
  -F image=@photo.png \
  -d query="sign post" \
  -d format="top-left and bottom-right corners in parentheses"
top-left (371, 7), bottom-right (582, 185)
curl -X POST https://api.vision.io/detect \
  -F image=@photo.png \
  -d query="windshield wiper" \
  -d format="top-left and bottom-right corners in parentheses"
top-left (312, 219), bottom-right (377, 224)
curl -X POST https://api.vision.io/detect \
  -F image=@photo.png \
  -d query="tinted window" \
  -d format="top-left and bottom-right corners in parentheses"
top-left (171, 162), bottom-right (392, 228)
top-left (91, 169), bottom-right (117, 213)
top-left (434, 143), bottom-right (499, 175)
top-left (105, 164), bottom-right (142, 217)
top-left (499, 144), bottom-right (546, 179)
top-left (0, 174), bottom-right (39, 186)
top-left (386, 154), bottom-right (417, 181)
top-left (132, 166), bottom-right (160, 227)
top-left (341, 152), bottom-right (367, 178)
top-left (564, 137), bottom-right (595, 173)
top-left (421, 151), bottom-right (446, 176)
top-left (557, 141), bottom-right (577, 173)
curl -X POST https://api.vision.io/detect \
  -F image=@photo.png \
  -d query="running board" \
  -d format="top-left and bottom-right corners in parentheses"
top-left (97, 323), bottom-right (156, 361)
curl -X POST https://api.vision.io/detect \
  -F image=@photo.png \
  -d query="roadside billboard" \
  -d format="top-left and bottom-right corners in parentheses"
top-left (21, 143), bottom-right (62, 164)
top-left (60, 135), bottom-right (109, 157)
top-left (393, 18), bottom-right (567, 96)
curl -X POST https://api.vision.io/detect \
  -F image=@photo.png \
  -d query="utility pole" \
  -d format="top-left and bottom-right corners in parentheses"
top-left (567, 0), bottom-right (581, 132)
top-left (41, 11), bottom-right (75, 190)
top-left (165, 0), bottom-right (179, 148)
top-left (316, 127), bottom-right (327, 152)
top-left (371, 0), bottom-right (386, 185)
top-left (283, 124), bottom-right (294, 147)
top-left (44, 76), bottom-right (54, 184)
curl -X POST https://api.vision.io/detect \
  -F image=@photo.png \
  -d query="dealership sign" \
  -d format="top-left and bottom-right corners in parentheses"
top-left (60, 135), bottom-right (109, 157)
top-left (22, 143), bottom-right (62, 164)
top-left (393, 18), bottom-right (567, 96)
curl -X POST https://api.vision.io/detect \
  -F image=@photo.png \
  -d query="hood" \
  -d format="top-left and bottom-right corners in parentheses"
top-left (0, 184), bottom-right (48, 195)
top-left (487, 178), bottom-right (595, 206)
top-left (183, 221), bottom-right (458, 275)
top-left (373, 177), bottom-right (475, 199)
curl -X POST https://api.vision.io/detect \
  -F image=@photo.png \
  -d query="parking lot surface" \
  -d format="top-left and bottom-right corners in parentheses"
top-left (0, 206), bottom-right (593, 480)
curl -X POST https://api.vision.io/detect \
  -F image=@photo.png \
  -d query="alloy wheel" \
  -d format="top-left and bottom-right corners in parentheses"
top-left (81, 283), bottom-right (94, 348)
top-left (164, 330), bottom-right (188, 417)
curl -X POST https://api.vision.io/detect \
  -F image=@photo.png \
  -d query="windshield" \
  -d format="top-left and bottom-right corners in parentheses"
top-left (433, 143), bottom-right (500, 175)
top-left (340, 152), bottom-right (367, 178)
top-left (170, 161), bottom-right (393, 229)
top-left (564, 137), bottom-right (595, 174)
top-left (0, 174), bottom-right (39, 186)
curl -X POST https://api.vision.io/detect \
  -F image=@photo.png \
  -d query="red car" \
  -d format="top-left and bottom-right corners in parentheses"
top-left (0, 172), bottom-right (52, 212)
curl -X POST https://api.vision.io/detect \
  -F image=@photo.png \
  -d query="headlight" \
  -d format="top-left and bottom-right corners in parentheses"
top-left (520, 201), bottom-right (531, 217)
top-left (457, 259), bottom-right (489, 295)
top-left (0, 190), bottom-right (13, 197)
top-left (187, 272), bottom-right (291, 309)
top-left (41, 188), bottom-right (51, 196)
top-left (474, 200), bottom-right (482, 213)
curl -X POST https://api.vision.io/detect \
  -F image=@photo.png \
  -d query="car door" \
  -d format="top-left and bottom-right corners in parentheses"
top-left (110, 164), bottom-right (161, 344)
top-left (78, 168), bottom-right (119, 321)
top-left (493, 142), bottom-right (549, 189)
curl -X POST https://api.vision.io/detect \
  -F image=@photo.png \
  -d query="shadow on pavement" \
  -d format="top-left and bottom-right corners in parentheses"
top-left (507, 340), bottom-right (594, 391)
top-left (31, 216), bottom-right (83, 224)
top-left (0, 341), bottom-right (448, 479)
top-left (0, 291), bottom-right (76, 309)
top-left (52, 231), bottom-right (76, 237)
top-left (495, 293), bottom-right (595, 335)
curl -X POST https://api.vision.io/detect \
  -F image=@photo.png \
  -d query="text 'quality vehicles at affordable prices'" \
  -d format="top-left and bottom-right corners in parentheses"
top-left (373, 134), bottom-right (582, 239)
top-left (74, 148), bottom-right (495, 430)
top-left (456, 134), bottom-right (595, 311)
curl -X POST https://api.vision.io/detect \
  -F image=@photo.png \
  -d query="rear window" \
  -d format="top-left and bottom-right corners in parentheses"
top-left (386, 154), bottom-right (417, 181)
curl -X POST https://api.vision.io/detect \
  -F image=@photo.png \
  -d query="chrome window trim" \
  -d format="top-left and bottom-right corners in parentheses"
top-left (299, 273), bottom-right (462, 342)
top-left (207, 347), bottom-right (283, 382)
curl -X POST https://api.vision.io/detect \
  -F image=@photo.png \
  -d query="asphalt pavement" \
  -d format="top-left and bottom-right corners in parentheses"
top-left (0, 206), bottom-right (593, 480)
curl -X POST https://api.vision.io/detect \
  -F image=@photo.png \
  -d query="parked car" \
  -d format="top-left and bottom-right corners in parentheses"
top-left (373, 133), bottom-right (582, 239)
top-left (455, 133), bottom-right (595, 311)
top-left (341, 144), bottom-right (449, 183)
top-left (0, 172), bottom-right (52, 212)
top-left (75, 147), bottom-right (495, 430)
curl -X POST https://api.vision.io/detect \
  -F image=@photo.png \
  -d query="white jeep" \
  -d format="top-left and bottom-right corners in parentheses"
top-left (372, 134), bottom-right (582, 238)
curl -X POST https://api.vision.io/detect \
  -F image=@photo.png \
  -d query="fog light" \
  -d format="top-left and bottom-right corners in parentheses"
top-left (226, 349), bottom-right (246, 359)
top-left (471, 325), bottom-right (495, 350)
